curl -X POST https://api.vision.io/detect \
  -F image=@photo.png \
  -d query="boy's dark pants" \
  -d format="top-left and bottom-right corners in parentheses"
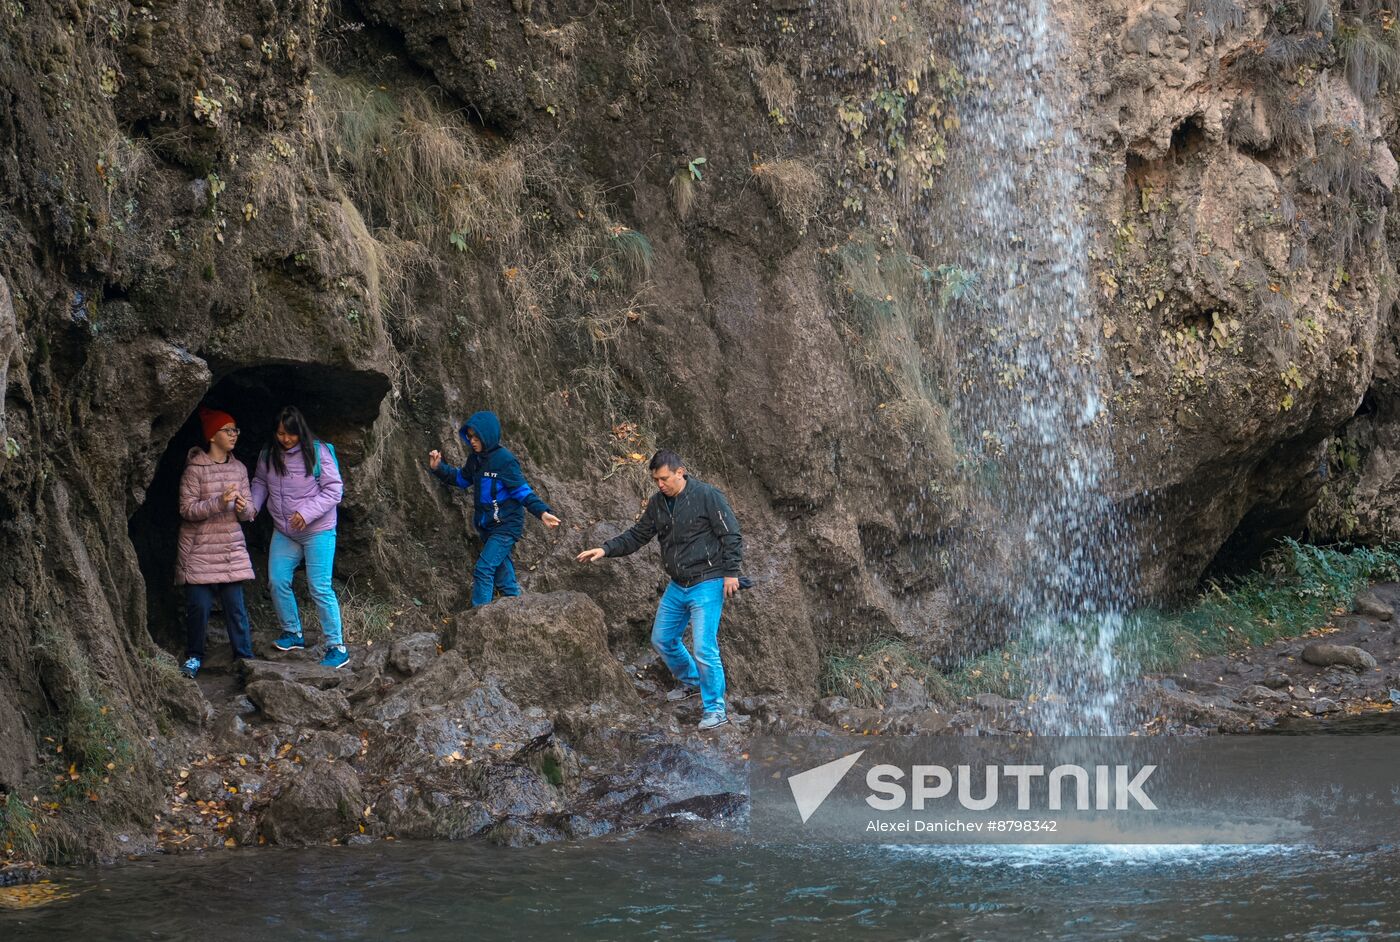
top-left (185, 583), bottom-right (254, 660)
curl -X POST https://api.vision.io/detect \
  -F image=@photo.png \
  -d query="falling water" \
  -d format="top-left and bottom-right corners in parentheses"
top-left (937, 0), bottom-right (1137, 733)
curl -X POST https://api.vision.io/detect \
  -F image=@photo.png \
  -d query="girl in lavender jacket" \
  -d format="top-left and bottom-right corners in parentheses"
top-left (177, 407), bottom-right (257, 678)
top-left (250, 406), bottom-right (349, 669)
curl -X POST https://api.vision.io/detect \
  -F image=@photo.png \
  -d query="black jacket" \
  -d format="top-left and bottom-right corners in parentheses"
top-left (602, 478), bottom-right (742, 587)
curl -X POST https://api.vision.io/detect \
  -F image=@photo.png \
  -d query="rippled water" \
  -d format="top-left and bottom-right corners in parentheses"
top-left (6, 836), bottom-right (1400, 941)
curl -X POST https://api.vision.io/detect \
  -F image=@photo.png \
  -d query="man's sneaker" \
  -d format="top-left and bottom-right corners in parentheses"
top-left (320, 645), bottom-right (350, 670)
top-left (666, 685), bottom-right (700, 702)
top-left (273, 631), bottom-right (305, 651)
top-left (180, 657), bottom-right (200, 679)
top-left (698, 712), bottom-right (729, 730)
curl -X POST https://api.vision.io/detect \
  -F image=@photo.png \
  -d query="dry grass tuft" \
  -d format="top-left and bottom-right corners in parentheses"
top-left (752, 159), bottom-right (823, 230)
top-left (670, 168), bottom-right (697, 221)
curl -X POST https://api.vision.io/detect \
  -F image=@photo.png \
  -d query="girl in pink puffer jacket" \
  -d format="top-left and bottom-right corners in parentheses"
top-left (176, 407), bottom-right (257, 678)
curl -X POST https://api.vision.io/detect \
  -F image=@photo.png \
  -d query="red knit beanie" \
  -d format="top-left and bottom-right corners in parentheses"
top-left (198, 406), bottom-right (236, 443)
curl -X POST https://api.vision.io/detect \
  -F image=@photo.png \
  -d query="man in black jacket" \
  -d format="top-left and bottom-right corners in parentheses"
top-left (577, 449), bottom-right (742, 729)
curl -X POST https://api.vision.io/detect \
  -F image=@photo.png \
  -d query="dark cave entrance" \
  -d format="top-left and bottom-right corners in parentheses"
top-left (128, 361), bottom-right (391, 654)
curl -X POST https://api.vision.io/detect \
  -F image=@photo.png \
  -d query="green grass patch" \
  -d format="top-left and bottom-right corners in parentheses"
top-left (1121, 539), bottom-right (1400, 673)
top-left (0, 793), bottom-right (41, 861)
top-left (820, 638), bottom-right (954, 708)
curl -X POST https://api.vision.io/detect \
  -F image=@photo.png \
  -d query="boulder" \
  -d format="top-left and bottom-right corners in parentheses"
top-left (1300, 643), bottom-right (1378, 671)
top-left (260, 760), bottom-right (365, 845)
top-left (365, 650), bottom-right (477, 723)
top-left (246, 679), bottom-right (350, 727)
top-left (390, 632), bottom-right (441, 675)
top-left (1353, 590), bottom-right (1394, 622)
top-left (447, 592), bottom-right (641, 712)
top-left (241, 659), bottom-right (346, 690)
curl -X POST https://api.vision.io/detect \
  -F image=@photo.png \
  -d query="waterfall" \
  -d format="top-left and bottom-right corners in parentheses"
top-left (937, 0), bottom-right (1137, 734)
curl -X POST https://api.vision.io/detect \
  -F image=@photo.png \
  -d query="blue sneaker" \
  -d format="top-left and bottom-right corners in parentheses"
top-left (320, 645), bottom-right (350, 670)
top-left (273, 631), bottom-right (305, 651)
top-left (180, 657), bottom-right (201, 679)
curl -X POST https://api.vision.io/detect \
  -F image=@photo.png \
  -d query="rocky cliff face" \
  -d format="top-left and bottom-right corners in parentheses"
top-left (0, 0), bottom-right (1396, 857)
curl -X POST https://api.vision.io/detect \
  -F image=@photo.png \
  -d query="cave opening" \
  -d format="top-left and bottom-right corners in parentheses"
top-left (128, 361), bottom-right (391, 657)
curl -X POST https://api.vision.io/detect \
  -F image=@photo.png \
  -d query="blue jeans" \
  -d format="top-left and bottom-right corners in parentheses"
top-left (473, 532), bottom-right (522, 607)
top-left (185, 583), bottom-right (253, 660)
top-left (269, 529), bottom-right (343, 646)
top-left (651, 578), bottom-right (727, 714)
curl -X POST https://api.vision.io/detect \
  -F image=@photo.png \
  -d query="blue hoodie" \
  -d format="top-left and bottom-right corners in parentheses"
top-left (431, 411), bottom-right (553, 538)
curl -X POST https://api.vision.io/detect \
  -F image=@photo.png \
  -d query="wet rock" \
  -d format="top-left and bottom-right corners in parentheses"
top-left (447, 592), bottom-right (641, 711)
top-left (1300, 643), bottom-right (1378, 671)
top-left (375, 785), bottom-right (492, 840)
top-left (551, 813), bottom-right (615, 840)
top-left (894, 709), bottom-right (951, 734)
top-left (1308, 698), bottom-right (1342, 715)
top-left (260, 760), bottom-right (365, 846)
top-left (973, 693), bottom-right (1018, 712)
top-left (1139, 684), bottom-right (1252, 731)
top-left (631, 743), bottom-right (744, 803)
top-left (650, 791), bottom-right (747, 824)
top-left (1237, 684), bottom-right (1289, 703)
top-left (468, 763), bottom-right (561, 818)
top-left (246, 679), bottom-right (351, 727)
top-left (483, 817), bottom-right (565, 847)
top-left (390, 632), bottom-right (441, 676)
top-left (229, 694), bottom-right (257, 716)
top-left (513, 734), bottom-right (582, 793)
top-left (241, 659), bottom-right (345, 690)
top-left (826, 706), bottom-right (890, 734)
top-left (1353, 590), bottom-right (1394, 621)
top-left (887, 678), bottom-right (931, 712)
top-left (814, 696), bottom-right (852, 723)
top-left (1261, 670), bottom-right (1292, 690)
top-left (0, 862), bottom-right (49, 887)
top-left (1175, 676), bottom-right (1229, 696)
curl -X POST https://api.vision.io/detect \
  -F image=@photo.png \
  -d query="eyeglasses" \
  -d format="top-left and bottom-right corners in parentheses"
top-left (218, 427), bottom-right (241, 436)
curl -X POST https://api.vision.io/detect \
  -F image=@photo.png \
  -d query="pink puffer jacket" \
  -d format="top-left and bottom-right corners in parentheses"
top-left (176, 447), bottom-right (256, 586)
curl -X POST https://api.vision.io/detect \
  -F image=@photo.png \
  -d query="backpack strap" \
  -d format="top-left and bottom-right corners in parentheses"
top-left (311, 441), bottom-right (339, 480)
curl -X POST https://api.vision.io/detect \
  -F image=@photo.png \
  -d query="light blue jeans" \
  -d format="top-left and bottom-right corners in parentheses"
top-left (651, 578), bottom-right (727, 715)
top-left (472, 532), bottom-right (522, 607)
top-left (269, 529), bottom-right (343, 646)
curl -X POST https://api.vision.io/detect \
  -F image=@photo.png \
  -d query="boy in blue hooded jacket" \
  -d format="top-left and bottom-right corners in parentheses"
top-left (429, 410), bottom-right (561, 606)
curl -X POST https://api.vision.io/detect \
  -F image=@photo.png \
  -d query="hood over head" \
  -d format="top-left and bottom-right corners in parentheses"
top-left (460, 411), bottom-right (502, 451)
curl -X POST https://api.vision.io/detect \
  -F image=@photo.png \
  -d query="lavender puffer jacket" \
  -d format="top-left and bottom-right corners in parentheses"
top-left (176, 447), bottom-right (256, 586)
top-left (250, 442), bottom-right (343, 537)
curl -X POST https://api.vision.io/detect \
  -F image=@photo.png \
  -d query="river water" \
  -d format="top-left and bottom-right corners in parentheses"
top-left (5, 835), bottom-right (1399, 940)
